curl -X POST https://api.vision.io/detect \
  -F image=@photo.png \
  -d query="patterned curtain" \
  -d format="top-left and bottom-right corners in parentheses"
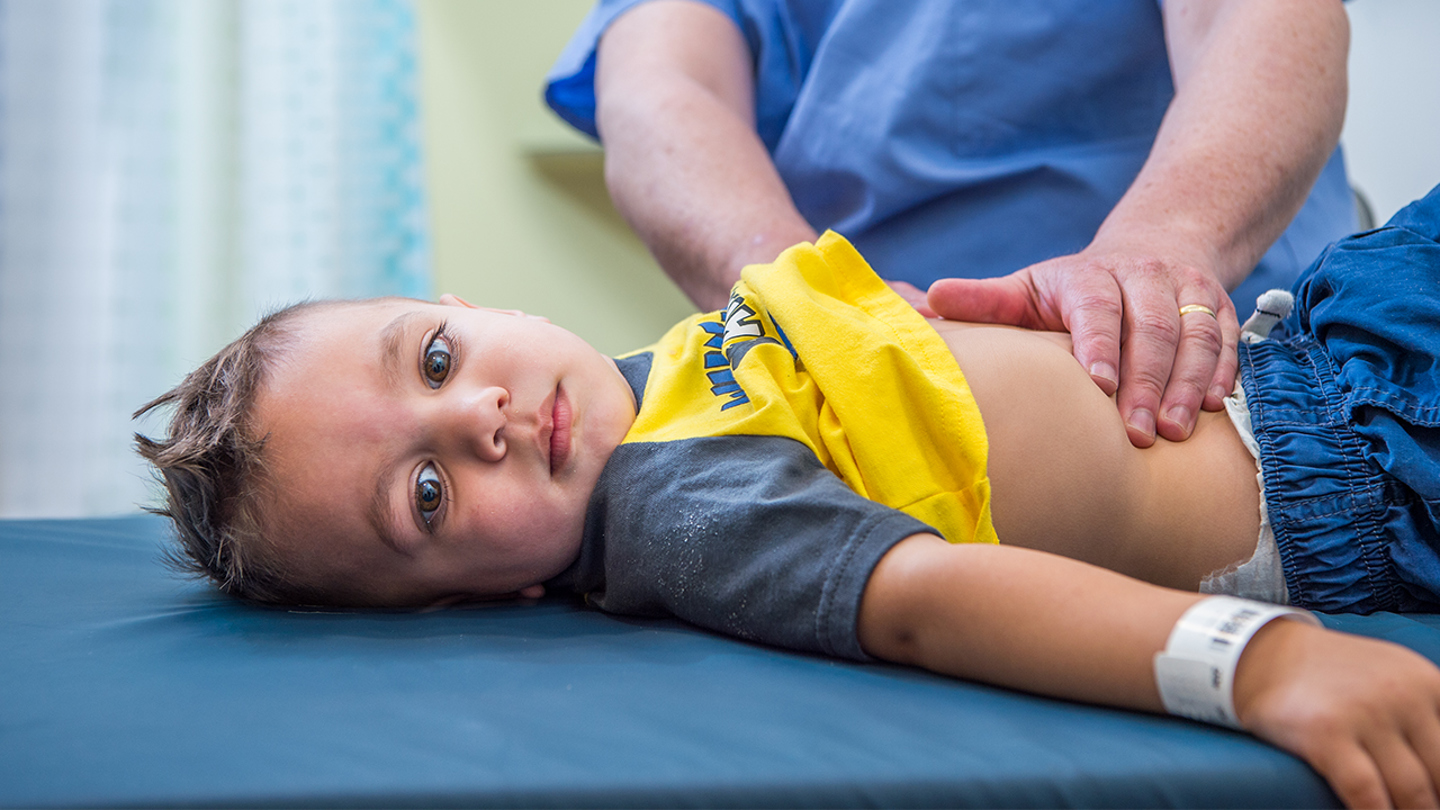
top-left (0, 0), bottom-right (430, 517)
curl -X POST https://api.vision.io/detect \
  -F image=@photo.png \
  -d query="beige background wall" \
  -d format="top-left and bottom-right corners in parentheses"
top-left (415, 0), bottom-right (695, 357)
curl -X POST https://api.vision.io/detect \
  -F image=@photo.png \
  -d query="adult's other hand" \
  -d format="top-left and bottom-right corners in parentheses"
top-left (928, 246), bottom-right (1239, 448)
top-left (925, 0), bottom-right (1344, 448)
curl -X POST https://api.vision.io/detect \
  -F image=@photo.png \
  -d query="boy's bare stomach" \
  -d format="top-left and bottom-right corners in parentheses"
top-left (929, 319), bottom-right (1262, 591)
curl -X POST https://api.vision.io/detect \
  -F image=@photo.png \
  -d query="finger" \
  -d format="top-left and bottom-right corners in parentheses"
top-left (1057, 272), bottom-right (1123, 397)
top-left (1370, 734), bottom-right (1440, 809)
top-left (1115, 281), bottom-right (1180, 448)
top-left (885, 280), bottom-right (938, 318)
top-left (1156, 303), bottom-right (1226, 442)
top-left (1313, 741), bottom-right (1394, 810)
top-left (926, 274), bottom-right (1047, 329)
top-left (1204, 306), bottom-right (1241, 412)
top-left (1406, 710), bottom-right (1440, 807)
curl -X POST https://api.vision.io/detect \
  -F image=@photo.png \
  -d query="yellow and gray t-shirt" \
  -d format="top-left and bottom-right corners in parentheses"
top-left (549, 232), bottom-right (996, 660)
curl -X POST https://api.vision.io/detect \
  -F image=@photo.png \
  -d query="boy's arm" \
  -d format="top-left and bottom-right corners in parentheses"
top-left (860, 534), bottom-right (1440, 809)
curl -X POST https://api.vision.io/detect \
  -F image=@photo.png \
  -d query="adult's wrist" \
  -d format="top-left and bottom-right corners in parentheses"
top-left (1088, 187), bottom-right (1272, 291)
top-left (1087, 219), bottom-right (1229, 280)
top-left (725, 222), bottom-right (817, 267)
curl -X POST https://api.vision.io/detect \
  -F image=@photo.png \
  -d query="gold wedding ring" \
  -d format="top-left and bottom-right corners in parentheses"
top-left (1179, 304), bottom-right (1217, 319)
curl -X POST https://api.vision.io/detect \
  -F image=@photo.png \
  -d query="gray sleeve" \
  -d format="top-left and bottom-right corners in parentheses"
top-left (563, 435), bottom-right (937, 661)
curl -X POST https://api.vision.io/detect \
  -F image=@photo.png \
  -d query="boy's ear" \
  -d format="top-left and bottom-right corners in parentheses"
top-left (438, 293), bottom-right (479, 309)
top-left (422, 584), bottom-right (546, 610)
top-left (438, 293), bottom-right (549, 323)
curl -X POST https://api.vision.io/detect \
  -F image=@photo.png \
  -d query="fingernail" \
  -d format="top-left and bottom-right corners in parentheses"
top-left (1089, 362), bottom-right (1118, 389)
top-left (1210, 384), bottom-right (1230, 402)
top-left (1128, 409), bottom-right (1155, 439)
top-left (1164, 405), bottom-right (1192, 431)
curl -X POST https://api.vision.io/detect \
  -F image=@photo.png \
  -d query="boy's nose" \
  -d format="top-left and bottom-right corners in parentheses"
top-left (437, 384), bottom-right (509, 462)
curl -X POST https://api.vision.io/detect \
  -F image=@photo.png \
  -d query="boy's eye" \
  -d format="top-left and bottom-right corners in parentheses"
top-left (423, 330), bottom-right (452, 388)
top-left (416, 464), bottom-right (443, 525)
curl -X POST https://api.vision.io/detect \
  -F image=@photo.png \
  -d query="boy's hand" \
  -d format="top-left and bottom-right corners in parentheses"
top-left (1235, 620), bottom-right (1440, 809)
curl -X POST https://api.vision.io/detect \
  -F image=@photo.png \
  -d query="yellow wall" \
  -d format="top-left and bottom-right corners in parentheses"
top-left (415, 0), bottom-right (696, 357)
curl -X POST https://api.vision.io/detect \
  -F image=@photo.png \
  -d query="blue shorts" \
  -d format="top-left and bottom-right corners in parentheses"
top-left (1241, 184), bottom-right (1440, 613)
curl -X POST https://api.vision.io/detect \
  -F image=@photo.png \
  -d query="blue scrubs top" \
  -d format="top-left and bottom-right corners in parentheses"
top-left (546, 0), bottom-right (1357, 315)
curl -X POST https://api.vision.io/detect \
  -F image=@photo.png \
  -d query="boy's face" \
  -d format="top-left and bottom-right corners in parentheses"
top-left (251, 295), bottom-right (637, 606)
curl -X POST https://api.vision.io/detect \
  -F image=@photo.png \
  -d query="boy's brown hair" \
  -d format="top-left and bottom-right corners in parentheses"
top-left (133, 301), bottom-right (329, 604)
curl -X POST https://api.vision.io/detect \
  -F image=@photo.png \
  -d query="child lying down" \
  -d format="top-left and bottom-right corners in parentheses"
top-left (137, 186), bottom-right (1440, 809)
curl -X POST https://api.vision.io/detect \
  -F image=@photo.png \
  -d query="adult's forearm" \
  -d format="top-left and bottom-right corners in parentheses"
top-left (1096, 0), bottom-right (1349, 289)
top-left (598, 75), bottom-right (816, 311)
top-left (595, 1), bottom-right (816, 312)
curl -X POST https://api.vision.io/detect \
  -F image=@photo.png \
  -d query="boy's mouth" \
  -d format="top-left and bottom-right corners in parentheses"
top-left (549, 385), bottom-right (572, 476)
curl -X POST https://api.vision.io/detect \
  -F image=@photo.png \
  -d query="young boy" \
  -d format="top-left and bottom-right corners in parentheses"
top-left (137, 187), bottom-right (1440, 809)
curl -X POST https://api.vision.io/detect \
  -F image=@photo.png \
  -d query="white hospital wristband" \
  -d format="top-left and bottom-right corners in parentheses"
top-left (1153, 595), bottom-right (1320, 728)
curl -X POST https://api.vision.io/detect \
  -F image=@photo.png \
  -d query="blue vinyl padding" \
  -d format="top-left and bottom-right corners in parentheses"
top-left (7, 515), bottom-right (1439, 807)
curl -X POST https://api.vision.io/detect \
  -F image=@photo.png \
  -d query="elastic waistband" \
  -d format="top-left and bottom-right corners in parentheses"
top-left (1239, 335), bottom-right (1401, 613)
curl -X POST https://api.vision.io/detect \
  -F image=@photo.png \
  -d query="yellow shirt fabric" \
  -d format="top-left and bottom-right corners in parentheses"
top-left (623, 231), bottom-right (997, 547)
